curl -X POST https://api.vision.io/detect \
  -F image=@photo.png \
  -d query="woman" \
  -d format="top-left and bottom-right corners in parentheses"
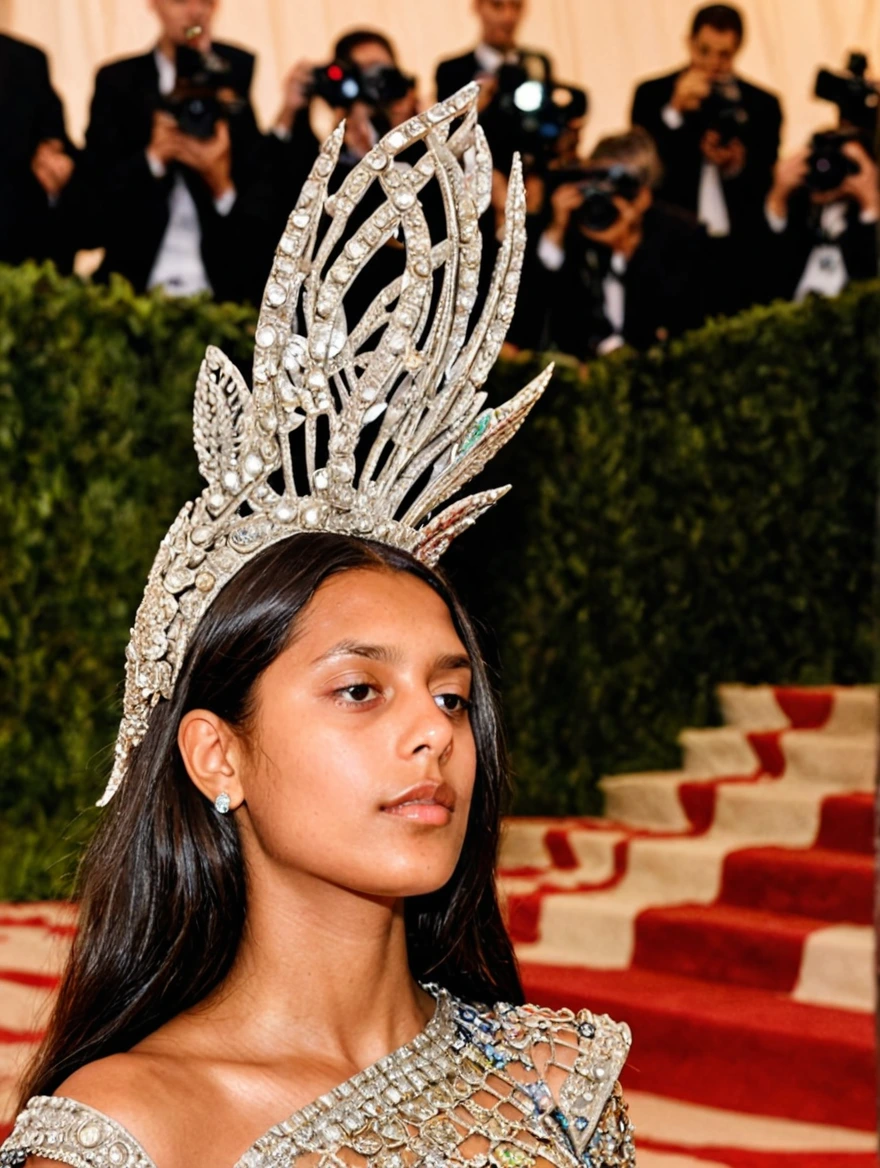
top-left (1, 87), bottom-right (635, 1168)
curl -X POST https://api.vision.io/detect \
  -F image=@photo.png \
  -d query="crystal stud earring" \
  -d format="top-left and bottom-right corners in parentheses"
top-left (214, 791), bottom-right (232, 814)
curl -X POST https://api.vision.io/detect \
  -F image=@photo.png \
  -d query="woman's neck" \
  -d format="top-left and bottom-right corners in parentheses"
top-left (189, 861), bottom-right (433, 1067)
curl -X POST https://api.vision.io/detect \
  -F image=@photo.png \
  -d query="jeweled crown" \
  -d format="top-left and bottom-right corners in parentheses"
top-left (100, 84), bottom-right (551, 806)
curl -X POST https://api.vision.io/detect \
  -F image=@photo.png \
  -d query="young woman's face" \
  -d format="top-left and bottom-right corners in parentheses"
top-left (235, 567), bottom-right (477, 898)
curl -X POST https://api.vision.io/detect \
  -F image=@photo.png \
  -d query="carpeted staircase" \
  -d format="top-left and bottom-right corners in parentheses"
top-left (499, 684), bottom-right (877, 1165)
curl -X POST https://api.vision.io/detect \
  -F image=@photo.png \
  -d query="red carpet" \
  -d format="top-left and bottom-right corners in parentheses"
top-left (499, 684), bottom-right (878, 1152)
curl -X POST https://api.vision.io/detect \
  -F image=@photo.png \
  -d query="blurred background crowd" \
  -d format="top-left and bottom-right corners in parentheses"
top-left (2, 0), bottom-right (879, 358)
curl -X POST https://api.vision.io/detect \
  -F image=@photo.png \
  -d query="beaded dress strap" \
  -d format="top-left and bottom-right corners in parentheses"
top-left (0, 1095), bottom-right (157, 1168)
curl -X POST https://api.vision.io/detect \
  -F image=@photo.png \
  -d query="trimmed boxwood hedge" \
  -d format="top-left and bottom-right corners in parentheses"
top-left (1, 263), bottom-right (877, 899)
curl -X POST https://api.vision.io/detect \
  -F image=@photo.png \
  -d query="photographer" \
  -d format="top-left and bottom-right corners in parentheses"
top-left (631, 4), bottom-right (781, 312)
top-left (532, 129), bottom-right (711, 359)
top-left (0, 33), bottom-right (78, 269)
top-left (762, 135), bottom-right (878, 302)
top-left (80, 0), bottom-right (269, 303)
top-left (268, 31), bottom-right (424, 332)
top-left (273, 30), bottom-right (417, 175)
top-left (435, 0), bottom-right (555, 174)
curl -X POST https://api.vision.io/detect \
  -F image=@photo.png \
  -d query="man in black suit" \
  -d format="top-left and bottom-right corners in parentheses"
top-left (533, 129), bottom-right (712, 359)
top-left (81, 0), bottom-right (271, 303)
top-left (631, 4), bottom-right (781, 313)
top-left (435, 0), bottom-right (553, 173)
top-left (0, 33), bottom-right (78, 268)
top-left (761, 136), bottom-right (878, 302)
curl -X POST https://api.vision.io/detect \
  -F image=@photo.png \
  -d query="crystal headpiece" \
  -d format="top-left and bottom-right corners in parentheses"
top-left (100, 84), bottom-right (551, 806)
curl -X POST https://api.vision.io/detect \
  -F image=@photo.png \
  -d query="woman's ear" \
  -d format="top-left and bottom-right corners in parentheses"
top-left (178, 710), bottom-right (245, 810)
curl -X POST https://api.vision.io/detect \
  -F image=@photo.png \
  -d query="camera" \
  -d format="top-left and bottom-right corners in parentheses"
top-left (547, 165), bottom-right (642, 232)
top-left (495, 60), bottom-right (588, 168)
top-left (815, 52), bottom-right (878, 135)
top-left (163, 45), bottom-right (243, 139)
top-left (805, 129), bottom-right (862, 192)
top-left (698, 81), bottom-right (748, 144)
top-left (310, 61), bottom-right (414, 110)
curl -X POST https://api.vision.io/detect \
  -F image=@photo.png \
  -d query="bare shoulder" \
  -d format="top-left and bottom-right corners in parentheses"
top-left (47, 1050), bottom-right (179, 1163)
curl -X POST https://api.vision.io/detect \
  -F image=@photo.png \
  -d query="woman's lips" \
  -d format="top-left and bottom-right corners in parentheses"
top-left (381, 782), bottom-right (455, 825)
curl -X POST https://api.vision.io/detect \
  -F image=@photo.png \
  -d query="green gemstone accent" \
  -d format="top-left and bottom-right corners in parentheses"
top-left (493, 1145), bottom-right (534, 1168)
top-left (458, 411), bottom-right (494, 457)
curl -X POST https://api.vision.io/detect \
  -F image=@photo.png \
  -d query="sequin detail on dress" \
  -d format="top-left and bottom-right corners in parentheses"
top-left (1, 988), bottom-right (635, 1168)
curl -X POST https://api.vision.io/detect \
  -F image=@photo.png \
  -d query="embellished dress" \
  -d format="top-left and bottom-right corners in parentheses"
top-left (1, 987), bottom-right (635, 1168)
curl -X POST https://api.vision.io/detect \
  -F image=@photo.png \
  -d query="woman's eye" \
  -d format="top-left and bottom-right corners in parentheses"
top-left (338, 683), bottom-right (380, 703)
top-left (434, 693), bottom-right (471, 714)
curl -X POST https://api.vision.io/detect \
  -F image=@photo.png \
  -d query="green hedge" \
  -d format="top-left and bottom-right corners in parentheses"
top-left (1, 263), bottom-right (877, 898)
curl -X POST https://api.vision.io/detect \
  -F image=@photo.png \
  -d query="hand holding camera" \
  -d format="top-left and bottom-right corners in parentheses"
top-left (766, 149), bottom-right (810, 218)
top-left (147, 110), bottom-right (183, 169)
top-left (173, 117), bottom-right (233, 199)
top-left (547, 167), bottom-right (644, 252)
top-left (275, 59), bottom-right (316, 133)
top-left (670, 68), bottom-right (712, 113)
top-left (31, 138), bottom-right (74, 198)
top-left (547, 181), bottom-right (587, 247)
top-left (839, 141), bottom-right (880, 216)
top-left (700, 128), bottom-right (745, 176)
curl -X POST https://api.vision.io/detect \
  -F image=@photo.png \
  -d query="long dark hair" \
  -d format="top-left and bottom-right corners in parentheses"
top-left (20, 532), bottom-right (522, 1105)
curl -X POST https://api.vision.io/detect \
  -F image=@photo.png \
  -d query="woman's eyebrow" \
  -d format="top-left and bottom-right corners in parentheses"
top-left (434, 653), bottom-right (472, 672)
top-left (310, 642), bottom-right (472, 671)
top-left (310, 640), bottom-right (397, 667)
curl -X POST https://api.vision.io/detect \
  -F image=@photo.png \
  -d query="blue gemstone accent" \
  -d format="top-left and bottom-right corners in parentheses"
top-left (575, 1117), bottom-right (588, 1131)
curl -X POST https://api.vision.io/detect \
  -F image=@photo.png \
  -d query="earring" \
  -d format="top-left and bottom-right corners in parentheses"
top-left (214, 791), bottom-right (231, 814)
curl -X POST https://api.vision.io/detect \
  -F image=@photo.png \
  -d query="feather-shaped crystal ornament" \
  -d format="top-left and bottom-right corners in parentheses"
top-left (100, 84), bottom-right (552, 806)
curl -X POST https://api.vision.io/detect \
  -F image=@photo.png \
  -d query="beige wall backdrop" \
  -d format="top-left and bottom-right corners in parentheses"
top-left (2, 0), bottom-right (879, 154)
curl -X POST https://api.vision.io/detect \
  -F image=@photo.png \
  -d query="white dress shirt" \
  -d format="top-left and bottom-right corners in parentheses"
top-left (146, 48), bottom-right (236, 297)
top-left (765, 199), bottom-right (878, 302)
top-left (473, 42), bottom-right (521, 74)
top-left (661, 103), bottom-right (731, 238)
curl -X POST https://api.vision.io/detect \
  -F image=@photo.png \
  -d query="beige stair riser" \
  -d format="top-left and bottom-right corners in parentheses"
top-left (679, 727), bottom-right (759, 776)
top-left (718, 684), bottom-right (879, 734)
top-left (600, 771), bottom-right (849, 841)
top-left (710, 779), bottom-right (832, 842)
top-left (599, 772), bottom-right (694, 831)
top-left (499, 823), bottom-right (625, 883)
top-left (717, 685), bottom-right (791, 731)
top-left (793, 925), bottom-right (876, 1013)
top-left (781, 733), bottom-right (877, 789)
top-left (679, 727), bottom-right (878, 789)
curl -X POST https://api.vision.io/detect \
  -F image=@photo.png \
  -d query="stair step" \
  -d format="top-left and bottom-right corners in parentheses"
top-left (720, 846), bottom-right (872, 923)
top-left (718, 683), bottom-right (879, 733)
top-left (600, 772), bottom-right (870, 847)
top-left (815, 792), bottom-right (873, 854)
top-left (680, 727), bottom-right (878, 788)
top-left (632, 903), bottom-right (868, 997)
top-left (520, 963), bottom-right (877, 1131)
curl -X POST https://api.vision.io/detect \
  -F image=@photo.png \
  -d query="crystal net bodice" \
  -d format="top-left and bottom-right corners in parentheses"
top-left (1, 987), bottom-right (635, 1168)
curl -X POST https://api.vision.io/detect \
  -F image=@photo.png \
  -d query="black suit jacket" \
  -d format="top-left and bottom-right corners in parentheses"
top-left (760, 191), bottom-right (878, 302)
top-left (81, 43), bottom-right (272, 302)
top-left (0, 34), bottom-right (77, 267)
top-left (543, 203), bottom-right (713, 358)
top-left (631, 69), bottom-right (782, 237)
